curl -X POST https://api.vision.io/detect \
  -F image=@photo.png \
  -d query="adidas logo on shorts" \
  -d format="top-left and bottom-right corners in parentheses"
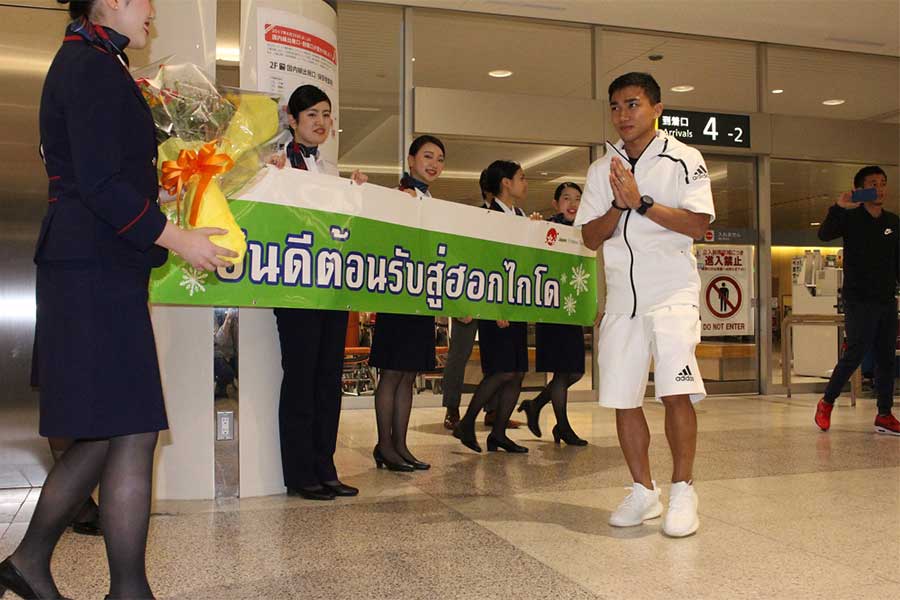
top-left (675, 365), bottom-right (695, 382)
top-left (692, 164), bottom-right (709, 181)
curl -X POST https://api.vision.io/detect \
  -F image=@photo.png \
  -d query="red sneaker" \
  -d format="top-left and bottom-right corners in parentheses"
top-left (874, 413), bottom-right (900, 436)
top-left (815, 399), bottom-right (833, 431)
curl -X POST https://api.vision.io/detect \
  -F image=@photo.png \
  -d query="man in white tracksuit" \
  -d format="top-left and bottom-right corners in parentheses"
top-left (576, 72), bottom-right (715, 537)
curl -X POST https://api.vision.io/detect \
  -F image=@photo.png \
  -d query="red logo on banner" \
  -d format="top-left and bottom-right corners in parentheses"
top-left (545, 228), bottom-right (559, 247)
top-left (704, 230), bottom-right (714, 242)
top-left (264, 24), bottom-right (337, 64)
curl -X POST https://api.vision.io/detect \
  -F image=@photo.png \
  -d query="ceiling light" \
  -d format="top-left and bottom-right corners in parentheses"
top-left (411, 57), bottom-right (416, 62)
top-left (771, 89), bottom-right (784, 94)
top-left (810, 222), bottom-right (821, 226)
top-left (822, 99), bottom-right (845, 106)
top-left (540, 172), bottom-right (548, 176)
top-left (648, 54), bottom-right (664, 61)
top-left (670, 85), bottom-right (694, 93)
top-left (488, 69), bottom-right (513, 78)
top-left (337, 129), bottom-right (343, 133)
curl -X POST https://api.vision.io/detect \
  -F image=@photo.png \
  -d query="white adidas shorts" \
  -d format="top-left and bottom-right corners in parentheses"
top-left (597, 305), bottom-right (706, 409)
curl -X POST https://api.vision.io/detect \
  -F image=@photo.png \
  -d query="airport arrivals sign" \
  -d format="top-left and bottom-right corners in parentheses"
top-left (659, 109), bottom-right (751, 149)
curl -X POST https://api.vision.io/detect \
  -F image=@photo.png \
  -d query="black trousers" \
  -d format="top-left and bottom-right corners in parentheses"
top-left (824, 300), bottom-right (897, 415)
top-left (442, 318), bottom-right (477, 408)
top-left (441, 318), bottom-right (497, 412)
top-left (275, 307), bottom-right (348, 489)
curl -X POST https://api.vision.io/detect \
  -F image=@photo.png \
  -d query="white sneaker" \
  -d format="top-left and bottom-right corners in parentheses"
top-left (609, 481), bottom-right (663, 527)
top-left (662, 481), bottom-right (699, 537)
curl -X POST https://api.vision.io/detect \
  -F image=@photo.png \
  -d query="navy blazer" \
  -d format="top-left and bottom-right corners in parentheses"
top-left (37, 30), bottom-right (167, 268)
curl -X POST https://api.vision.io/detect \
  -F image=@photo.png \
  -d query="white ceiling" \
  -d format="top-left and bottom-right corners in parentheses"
top-left (357, 0), bottom-right (900, 57)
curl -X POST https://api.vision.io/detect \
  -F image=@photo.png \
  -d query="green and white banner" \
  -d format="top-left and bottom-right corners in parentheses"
top-left (149, 168), bottom-right (598, 326)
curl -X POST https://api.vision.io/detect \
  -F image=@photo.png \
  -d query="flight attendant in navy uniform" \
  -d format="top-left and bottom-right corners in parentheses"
top-left (272, 85), bottom-right (367, 501)
top-left (453, 160), bottom-right (531, 454)
top-left (369, 135), bottom-right (446, 472)
top-left (518, 183), bottom-right (589, 446)
top-left (0, 2), bottom-right (236, 599)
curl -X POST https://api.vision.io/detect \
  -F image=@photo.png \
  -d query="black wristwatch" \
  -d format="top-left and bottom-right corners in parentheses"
top-left (637, 195), bottom-right (655, 215)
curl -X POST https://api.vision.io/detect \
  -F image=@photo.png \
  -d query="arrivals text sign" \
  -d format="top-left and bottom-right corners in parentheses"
top-left (659, 110), bottom-right (751, 149)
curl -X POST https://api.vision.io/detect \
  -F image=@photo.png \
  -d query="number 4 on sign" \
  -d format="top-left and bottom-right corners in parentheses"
top-left (703, 117), bottom-right (718, 140)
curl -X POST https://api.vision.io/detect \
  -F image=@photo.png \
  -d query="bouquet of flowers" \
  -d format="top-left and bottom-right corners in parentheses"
top-left (133, 61), bottom-right (282, 264)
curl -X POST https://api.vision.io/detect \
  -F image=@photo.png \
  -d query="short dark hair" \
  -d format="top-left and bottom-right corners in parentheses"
top-left (853, 165), bottom-right (887, 189)
top-left (287, 85), bottom-right (331, 119)
top-left (58, 0), bottom-right (95, 20)
top-left (483, 160), bottom-right (522, 196)
top-left (554, 182), bottom-right (582, 201)
top-left (608, 72), bottom-right (661, 105)
top-left (409, 135), bottom-right (445, 157)
top-left (479, 168), bottom-right (490, 200)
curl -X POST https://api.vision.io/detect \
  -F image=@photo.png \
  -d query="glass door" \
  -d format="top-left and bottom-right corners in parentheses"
top-left (681, 155), bottom-right (760, 396)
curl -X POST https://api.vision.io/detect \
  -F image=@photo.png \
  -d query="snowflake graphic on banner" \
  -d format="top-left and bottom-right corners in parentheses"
top-left (179, 265), bottom-right (208, 296)
top-left (563, 294), bottom-right (577, 316)
top-left (569, 264), bottom-right (590, 295)
top-left (560, 272), bottom-right (568, 284)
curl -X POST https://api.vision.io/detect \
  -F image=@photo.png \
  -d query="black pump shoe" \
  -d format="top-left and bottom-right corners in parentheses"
top-left (517, 399), bottom-right (543, 438)
top-left (486, 434), bottom-right (528, 453)
top-left (322, 481), bottom-right (359, 496)
top-left (0, 557), bottom-right (72, 599)
top-left (453, 421), bottom-right (481, 453)
top-left (71, 515), bottom-right (102, 537)
top-left (287, 486), bottom-right (336, 501)
top-left (552, 425), bottom-right (588, 446)
top-left (373, 446), bottom-right (414, 472)
top-left (401, 454), bottom-right (431, 470)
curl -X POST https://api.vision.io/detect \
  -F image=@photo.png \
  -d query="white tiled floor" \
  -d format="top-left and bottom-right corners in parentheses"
top-left (2, 393), bottom-right (899, 599)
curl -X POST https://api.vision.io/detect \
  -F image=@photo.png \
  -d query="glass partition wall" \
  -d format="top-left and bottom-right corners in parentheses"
top-left (770, 161), bottom-right (900, 388)
top-left (329, 2), bottom-right (899, 398)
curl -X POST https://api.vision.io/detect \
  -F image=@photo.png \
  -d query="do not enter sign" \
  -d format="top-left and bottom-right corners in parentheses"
top-left (696, 244), bottom-right (753, 337)
top-left (705, 275), bottom-right (742, 319)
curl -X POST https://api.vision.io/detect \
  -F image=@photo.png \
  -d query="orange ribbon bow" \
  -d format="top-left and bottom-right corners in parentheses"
top-left (160, 141), bottom-right (235, 226)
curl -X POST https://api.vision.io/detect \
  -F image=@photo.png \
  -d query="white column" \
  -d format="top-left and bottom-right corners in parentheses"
top-left (237, 0), bottom-right (337, 497)
top-left (143, 0), bottom-right (218, 501)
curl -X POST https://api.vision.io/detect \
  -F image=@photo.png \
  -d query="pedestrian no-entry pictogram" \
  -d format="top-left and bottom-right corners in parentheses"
top-left (705, 275), bottom-right (742, 319)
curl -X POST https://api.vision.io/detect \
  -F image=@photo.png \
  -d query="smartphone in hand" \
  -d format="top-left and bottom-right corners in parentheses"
top-left (851, 187), bottom-right (878, 202)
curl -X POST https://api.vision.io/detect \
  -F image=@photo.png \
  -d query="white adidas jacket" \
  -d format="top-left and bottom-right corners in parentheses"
top-left (575, 131), bottom-right (715, 316)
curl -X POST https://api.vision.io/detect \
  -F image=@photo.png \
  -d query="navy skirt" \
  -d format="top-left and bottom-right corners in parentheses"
top-left (535, 323), bottom-right (585, 373)
top-left (369, 312), bottom-right (436, 372)
top-left (477, 320), bottom-right (528, 375)
top-left (33, 264), bottom-right (168, 438)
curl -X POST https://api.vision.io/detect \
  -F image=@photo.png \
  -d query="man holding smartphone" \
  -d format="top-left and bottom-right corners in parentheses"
top-left (815, 166), bottom-right (900, 435)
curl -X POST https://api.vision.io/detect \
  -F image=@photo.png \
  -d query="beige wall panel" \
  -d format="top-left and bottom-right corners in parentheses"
top-left (771, 115), bottom-right (899, 165)
top-left (414, 87), bottom-right (607, 146)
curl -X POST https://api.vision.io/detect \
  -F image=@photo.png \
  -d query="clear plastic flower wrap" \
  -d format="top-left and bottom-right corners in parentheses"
top-left (133, 60), bottom-right (282, 264)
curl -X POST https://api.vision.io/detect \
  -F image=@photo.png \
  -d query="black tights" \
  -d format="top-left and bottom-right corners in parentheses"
top-left (10, 432), bottom-right (159, 599)
top-left (461, 372), bottom-right (525, 438)
top-left (48, 437), bottom-right (99, 525)
top-left (532, 372), bottom-right (582, 430)
top-left (374, 369), bottom-right (418, 464)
